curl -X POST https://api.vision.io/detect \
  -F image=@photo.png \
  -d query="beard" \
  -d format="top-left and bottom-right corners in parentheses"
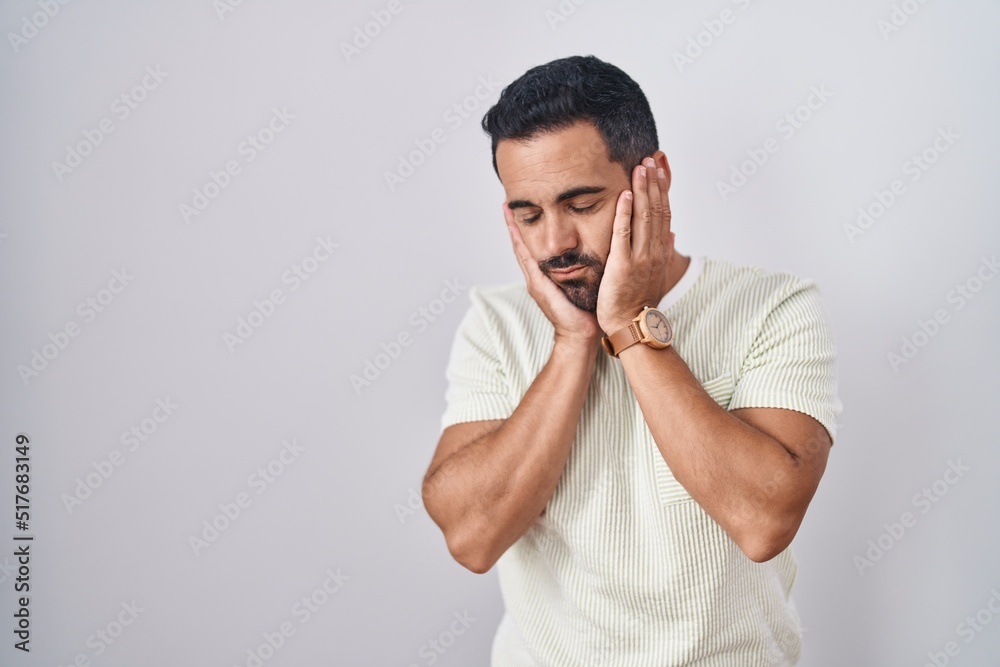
top-left (540, 250), bottom-right (604, 313)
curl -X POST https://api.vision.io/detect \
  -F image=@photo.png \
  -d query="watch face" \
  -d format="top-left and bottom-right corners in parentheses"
top-left (644, 310), bottom-right (672, 343)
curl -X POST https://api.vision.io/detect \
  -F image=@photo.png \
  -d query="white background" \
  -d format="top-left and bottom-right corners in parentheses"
top-left (1, 0), bottom-right (998, 665)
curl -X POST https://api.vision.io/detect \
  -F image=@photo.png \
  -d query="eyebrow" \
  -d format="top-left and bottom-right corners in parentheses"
top-left (507, 185), bottom-right (607, 210)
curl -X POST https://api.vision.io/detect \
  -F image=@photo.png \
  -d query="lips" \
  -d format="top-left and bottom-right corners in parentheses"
top-left (549, 265), bottom-right (586, 277)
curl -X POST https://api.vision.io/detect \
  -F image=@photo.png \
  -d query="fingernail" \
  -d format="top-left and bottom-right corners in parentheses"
top-left (657, 168), bottom-right (666, 180)
top-left (624, 191), bottom-right (632, 200)
top-left (639, 166), bottom-right (647, 178)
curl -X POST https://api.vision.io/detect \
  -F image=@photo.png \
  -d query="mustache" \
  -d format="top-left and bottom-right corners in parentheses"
top-left (539, 249), bottom-right (602, 272)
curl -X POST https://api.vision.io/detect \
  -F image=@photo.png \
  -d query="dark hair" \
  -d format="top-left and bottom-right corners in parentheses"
top-left (481, 55), bottom-right (659, 180)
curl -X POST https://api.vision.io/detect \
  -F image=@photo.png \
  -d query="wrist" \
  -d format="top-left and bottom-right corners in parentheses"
top-left (599, 308), bottom-right (643, 336)
top-left (600, 306), bottom-right (674, 358)
top-left (601, 318), bottom-right (635, 336)
top-left (553, 332), bottom-right (600, 356)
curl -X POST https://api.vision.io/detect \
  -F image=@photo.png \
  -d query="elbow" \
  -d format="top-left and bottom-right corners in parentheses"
top-left (450, 541), bottom-right (496, 574)
top-left (739, 536), bottom-right (791, 563)
top-left (735, 511), bottom-right (803, 563)
top-left (444, 526), bottom-right (499, 574)
top-left (423, 482), bottom-right (498, 574)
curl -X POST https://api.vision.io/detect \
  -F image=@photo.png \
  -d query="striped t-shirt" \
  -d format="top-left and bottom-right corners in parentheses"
top-left (439, 255), bottom-right (842, 666)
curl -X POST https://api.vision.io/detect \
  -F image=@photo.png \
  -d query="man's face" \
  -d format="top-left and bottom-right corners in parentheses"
top-left (496, 121), bottom-right (631, 312)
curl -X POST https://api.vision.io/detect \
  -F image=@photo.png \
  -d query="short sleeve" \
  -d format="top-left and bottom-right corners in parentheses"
top-left (728, 280), bottom-right (843, 444)
top-left (439, 287), bottom-right (516, 433)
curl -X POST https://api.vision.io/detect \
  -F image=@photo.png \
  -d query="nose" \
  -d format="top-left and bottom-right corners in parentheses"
top-left (541, 211), bottom-right (579, 263)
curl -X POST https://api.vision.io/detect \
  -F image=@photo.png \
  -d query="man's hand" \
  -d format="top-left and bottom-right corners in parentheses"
top-left (503, 202), bottom-right (602, 347)
top-left (596, 157), bottom-right (676, 334)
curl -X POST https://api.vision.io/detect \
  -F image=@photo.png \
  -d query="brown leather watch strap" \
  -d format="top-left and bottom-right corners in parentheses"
top-left (604, 321), bottom-right (642, 357)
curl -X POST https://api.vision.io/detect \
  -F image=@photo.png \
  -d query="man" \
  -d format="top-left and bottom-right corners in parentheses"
top-left (421, 55), bottom-right (842, 666)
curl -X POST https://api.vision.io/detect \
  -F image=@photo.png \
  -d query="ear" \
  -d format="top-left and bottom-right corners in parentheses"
top-left (652, 150), bottom-right (671, 188)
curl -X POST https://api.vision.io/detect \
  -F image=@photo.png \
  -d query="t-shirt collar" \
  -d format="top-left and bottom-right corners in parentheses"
top-left (657, 255), bottom-right (705, 312)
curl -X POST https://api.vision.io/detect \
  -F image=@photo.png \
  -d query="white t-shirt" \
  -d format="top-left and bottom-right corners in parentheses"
top-left (439, 255), bottom-right (842, 666)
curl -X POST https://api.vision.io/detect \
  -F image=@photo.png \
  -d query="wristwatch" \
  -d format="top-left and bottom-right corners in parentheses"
top-left (601, 306), bottom-right (674, 358)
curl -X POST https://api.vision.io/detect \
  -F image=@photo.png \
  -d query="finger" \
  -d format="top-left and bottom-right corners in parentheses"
top-left (608, 188), bottom-right (633, 263)
top-left (651, 165), bottom-right (668, 250)
top-left (630, 163), bottom-right (650, 254)
top-left (643, 160), bottom-right (663, 256)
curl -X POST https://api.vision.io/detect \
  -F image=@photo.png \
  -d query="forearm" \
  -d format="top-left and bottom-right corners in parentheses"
top-left (424, 337), bottom-right (597, 573)
top-left (619, 345), bottom-right (817, 558)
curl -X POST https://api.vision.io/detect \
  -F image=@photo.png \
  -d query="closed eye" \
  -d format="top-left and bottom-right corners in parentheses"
top-left (521, 203), bottom-right (598, 225)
